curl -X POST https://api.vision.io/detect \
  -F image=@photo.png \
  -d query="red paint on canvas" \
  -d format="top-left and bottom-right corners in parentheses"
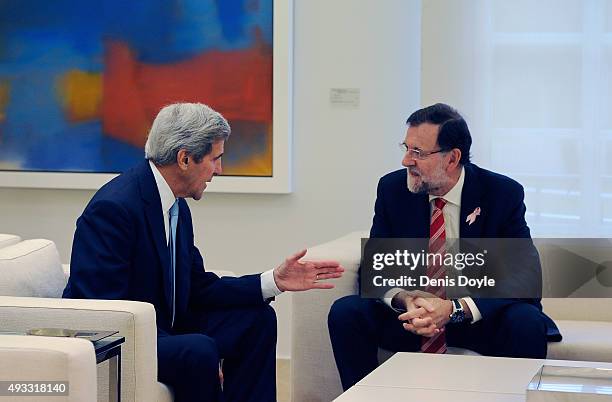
top-left (102, 41), bottom-right (272, 147)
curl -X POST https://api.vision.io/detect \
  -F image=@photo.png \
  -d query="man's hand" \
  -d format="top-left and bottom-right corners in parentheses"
top-left (273, 249), bottom-right (344, 291)
top-left (398, 296), bottom-right (453, 337)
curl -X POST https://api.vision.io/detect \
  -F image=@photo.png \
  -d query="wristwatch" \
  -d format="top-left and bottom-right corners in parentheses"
top-left (448, 299), bottom-right (466, 324)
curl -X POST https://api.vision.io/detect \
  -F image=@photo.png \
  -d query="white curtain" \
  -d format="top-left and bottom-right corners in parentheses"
top-left (422, 0), bottom-right (612, 237)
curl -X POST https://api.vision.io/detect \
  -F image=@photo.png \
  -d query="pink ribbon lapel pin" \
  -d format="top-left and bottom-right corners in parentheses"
top-left (465, 207), bottom-right (481, 226)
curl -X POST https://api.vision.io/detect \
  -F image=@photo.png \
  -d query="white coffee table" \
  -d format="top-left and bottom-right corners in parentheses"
top-left (334, 353), bottom-right (612, 401)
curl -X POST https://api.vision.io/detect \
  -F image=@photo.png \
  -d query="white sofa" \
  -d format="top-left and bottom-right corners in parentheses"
top-left (292, 231), bottom-right (612, 402)
top-left (0, 234), bottom-right (233, 402)
top-left (0, 334), bottom-right (97, 402)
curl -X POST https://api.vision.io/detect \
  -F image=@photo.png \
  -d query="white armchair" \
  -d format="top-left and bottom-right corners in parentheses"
top-left (292, 231), bottom-right (612, 402)
top-left (292, 232), bottom-right (363, 402)
top-left (0, 235), bottom-right (170, 401)
top-left (0, 234), bottom-right (237, 402)
top-left (0, 296), bottom-right (166, 401)
top-left (0, 334), bottom-right (97, 402)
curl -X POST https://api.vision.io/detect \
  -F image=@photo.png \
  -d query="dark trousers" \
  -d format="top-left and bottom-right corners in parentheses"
top-left (158, 304), bottom-right (277, 402)
top-left (328, 295), bottom-right (547, 391)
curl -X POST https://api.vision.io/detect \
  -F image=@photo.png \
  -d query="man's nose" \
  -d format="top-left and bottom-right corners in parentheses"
top-left (215, 159), bottom-right (223, 175)
top-left (402, 154), bottom-right (416, 168)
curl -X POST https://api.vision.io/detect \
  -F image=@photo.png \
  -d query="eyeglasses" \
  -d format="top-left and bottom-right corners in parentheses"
top-left (399, 142), bottom-right (446, 160)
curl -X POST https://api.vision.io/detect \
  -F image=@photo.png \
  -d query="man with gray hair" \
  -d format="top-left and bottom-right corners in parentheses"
top-left (63, 103), bottom-right (344, 402)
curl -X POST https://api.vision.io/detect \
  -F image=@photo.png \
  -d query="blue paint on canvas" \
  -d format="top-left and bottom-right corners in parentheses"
top-left (0, 0), bottom-right (273, 173)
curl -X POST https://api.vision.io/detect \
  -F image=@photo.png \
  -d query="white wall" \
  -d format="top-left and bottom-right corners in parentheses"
top-left (421, 0), bottom-right (612, 237)
top-left (421, 0), bottom-right (488, 160)
top-left (0, 0), bottom-right (421, 358)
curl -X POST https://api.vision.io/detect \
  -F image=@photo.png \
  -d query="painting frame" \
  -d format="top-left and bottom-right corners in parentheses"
top-left (0, 0), bottom-right (293, 194)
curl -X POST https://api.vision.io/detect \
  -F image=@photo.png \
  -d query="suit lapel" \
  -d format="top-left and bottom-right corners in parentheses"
top-left (411, 195), bottom-right (431, 238)
top-left (393, 173), bottom-right (430, 238)
top-left (138, 162), bottom-right (173, 314)
top-left (460, 164), bottom-right (485, 238)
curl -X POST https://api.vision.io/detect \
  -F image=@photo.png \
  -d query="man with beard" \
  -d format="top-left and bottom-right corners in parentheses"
top-left (327, 103), bottom-right (560, 391)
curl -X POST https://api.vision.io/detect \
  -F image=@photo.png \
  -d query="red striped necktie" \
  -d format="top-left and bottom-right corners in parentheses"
top-left (421, 197), bottom-right (448, 354)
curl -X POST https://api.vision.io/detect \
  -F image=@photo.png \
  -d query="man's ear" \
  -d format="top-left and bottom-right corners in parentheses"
top-left (448, 148), bottom-right (462, 170)
top-left (177, 150), bottom-right (190, 170)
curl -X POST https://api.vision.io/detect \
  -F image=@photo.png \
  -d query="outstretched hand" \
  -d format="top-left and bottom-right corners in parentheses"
top-left (273, 249), bottom-right (344, 292)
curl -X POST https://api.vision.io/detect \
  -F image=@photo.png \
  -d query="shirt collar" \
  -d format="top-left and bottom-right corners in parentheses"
top-left (429, 166), bottom-right (465, 207)
top-left (148, 160), bottom-right (177, 214)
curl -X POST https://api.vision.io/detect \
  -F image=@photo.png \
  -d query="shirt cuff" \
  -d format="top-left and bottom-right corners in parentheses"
top-left (383, 288), bottom-right (404, 312)
top-left (461, 297), bottom-right (482, 323)
top-left (261, 269), bottom-right (283, 300)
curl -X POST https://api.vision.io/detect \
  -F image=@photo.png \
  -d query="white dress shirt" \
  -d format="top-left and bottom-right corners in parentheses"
top-left (149, 161), bottom-right (282, 300)
top-left (384, 166), bottom-right (482, 323)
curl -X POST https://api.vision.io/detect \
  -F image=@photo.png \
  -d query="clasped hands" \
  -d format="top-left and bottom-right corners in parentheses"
top-left (395, 291), bottom-right (453, 337)
top-left (273, 249), bottom-right (344, 291)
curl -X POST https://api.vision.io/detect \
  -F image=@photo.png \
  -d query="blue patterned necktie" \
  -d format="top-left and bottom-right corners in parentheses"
top-left (168, 199), bottom-right (179, 327)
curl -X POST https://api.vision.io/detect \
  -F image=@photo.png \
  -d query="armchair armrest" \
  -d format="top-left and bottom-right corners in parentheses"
top-left (0, 335), bottom-right (97, 401)
top-left (0, 296), bottom-right (158, 402)
top-left (291, 231), bottom-right (366, 402)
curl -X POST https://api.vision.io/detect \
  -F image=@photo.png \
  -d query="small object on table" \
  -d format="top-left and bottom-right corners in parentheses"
top-left (527, 365), bottom-right (612, 401)
top-left (26, 328), bottom-right (118, 342)
top-left (27, 328), bottom-right (78, 337)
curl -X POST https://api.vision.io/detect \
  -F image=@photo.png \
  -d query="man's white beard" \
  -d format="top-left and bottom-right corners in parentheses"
top-left (406, 165), bottom-right (449, 195)
top-left (407, 169), bottom-right (426, 193)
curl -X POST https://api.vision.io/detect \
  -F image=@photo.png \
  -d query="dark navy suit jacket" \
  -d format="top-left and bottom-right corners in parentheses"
top-left (63, 161), bottom-right (266, 335)
top-left (370, 163), bottom-right (561, 341)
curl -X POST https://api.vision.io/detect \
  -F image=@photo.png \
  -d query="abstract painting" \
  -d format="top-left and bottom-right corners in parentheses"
top-left (0, 0), bottom-right (285, 188)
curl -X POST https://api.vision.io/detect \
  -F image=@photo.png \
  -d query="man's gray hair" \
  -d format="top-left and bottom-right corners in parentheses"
top-left (145, 103), bottom-right (231, 165)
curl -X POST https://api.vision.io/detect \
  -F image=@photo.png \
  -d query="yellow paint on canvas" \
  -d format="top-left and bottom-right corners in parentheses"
top-left (223, 128), bottom-right (273, 176)
top-left (57, 70), bottom-right (102, 122)
top-left (0, 80), bottom-right (10, 122)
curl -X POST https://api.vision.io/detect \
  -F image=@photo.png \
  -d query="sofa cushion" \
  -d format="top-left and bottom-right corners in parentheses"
top-left (543, 298), bottom-right (612, 322)
top-left (0, 234), bottom-right (21, 250)
top-left (0, 239), bottom-right (66, 298)
top-left (547, 320), bottom-right (612, 362)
